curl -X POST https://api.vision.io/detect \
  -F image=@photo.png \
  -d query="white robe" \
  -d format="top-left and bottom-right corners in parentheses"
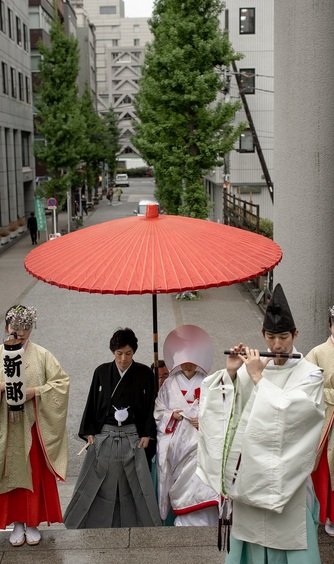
top-left (197, 354), bottom-right (324, 550)
top-left (154, 372), bottom-right (219, 523)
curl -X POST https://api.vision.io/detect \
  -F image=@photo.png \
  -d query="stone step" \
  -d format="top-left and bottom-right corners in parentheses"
top-left (0, 524), bottom-right (333, 564)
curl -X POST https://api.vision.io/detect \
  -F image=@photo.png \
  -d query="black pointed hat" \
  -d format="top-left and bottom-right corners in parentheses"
top-left (263, 284), bottom-right (296, 333)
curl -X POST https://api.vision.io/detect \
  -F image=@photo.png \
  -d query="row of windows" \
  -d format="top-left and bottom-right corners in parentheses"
top-left (111, 38), bottom-right (141, 47)
top-left (1, 62), bottom-right (31, 103)
top-left (239, 9), bottom-right (262, 153)
top-left (239, 9), bottom-right (259, 153)
top-left (0, 1), bottom-right (29, 51)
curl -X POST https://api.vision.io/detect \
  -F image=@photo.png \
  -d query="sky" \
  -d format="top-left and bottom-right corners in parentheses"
top-left (124, 0), bottom-right (155, 18)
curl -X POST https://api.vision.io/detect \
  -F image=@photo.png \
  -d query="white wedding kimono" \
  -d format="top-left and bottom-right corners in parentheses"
top-left (197, 353), bottom-right (324, 555)
top-left (154, 371), bottom-right (219, 525)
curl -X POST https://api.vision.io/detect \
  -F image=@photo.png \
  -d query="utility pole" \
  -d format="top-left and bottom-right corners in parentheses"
top-left (232, 61), bottom-right (274, 203)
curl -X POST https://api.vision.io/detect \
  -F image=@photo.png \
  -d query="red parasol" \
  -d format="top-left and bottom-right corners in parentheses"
top-left (24, 206), bottom-right (282, 370)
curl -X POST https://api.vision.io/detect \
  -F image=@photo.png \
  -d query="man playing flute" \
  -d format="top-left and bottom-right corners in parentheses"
top-left (197, 284), bottom-right (324, 564)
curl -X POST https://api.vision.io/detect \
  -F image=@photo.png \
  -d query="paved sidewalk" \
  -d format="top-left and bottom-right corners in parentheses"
top-left (0, 197), bottom-right (332, 563)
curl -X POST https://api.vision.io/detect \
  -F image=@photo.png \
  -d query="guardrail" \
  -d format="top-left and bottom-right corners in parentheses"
top-left (223, 188), bottom-right (260, 233)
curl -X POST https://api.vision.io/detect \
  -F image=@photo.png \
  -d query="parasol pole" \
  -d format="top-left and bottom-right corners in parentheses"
top-left (152, 293), bottom-right (159, 390)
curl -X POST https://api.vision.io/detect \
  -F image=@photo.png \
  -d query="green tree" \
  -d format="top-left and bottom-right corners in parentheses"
top-left (34, 8), bottom-right (85, 206)
top-left (104, 107), bottom-right (121, 179)
top-left (133, 0), bottom-right (245, 218)
top-left (79, 86), bottom-right (110, 198)
top-left (78, 93), bottom-right (121, 196)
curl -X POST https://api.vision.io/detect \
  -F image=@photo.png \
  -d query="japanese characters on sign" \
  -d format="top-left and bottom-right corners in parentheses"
top-left (2, 341), bottom-right (26, 411)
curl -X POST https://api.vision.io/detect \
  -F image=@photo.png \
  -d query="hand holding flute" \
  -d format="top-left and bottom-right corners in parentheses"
top-left (226, 344), bottom-right (270, 385)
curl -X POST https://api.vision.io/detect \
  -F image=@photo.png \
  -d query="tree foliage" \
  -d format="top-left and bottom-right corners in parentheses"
top-left (133, 0), bottom-right (245, 218)
top-left (78, 86), bottom-right (108, 196)
top-left (34, 9), bottom-right (85, 204)
top-left (78, 89), bottom-right (121, 195)
top-left (104, 107), bottom-right (121, 178)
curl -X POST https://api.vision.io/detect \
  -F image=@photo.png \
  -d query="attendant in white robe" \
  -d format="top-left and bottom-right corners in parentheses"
top-left (154, 325), bottom-right (219, 526)
top-left (197, 284), bottom-right (324, 563)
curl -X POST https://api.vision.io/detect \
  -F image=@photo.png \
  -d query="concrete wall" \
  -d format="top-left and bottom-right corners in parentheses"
top-left (274, 0), bottom-right (334, 353)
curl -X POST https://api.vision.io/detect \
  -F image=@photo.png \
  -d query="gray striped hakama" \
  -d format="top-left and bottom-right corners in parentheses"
top-left (63, 424), bottom-right (161, 528)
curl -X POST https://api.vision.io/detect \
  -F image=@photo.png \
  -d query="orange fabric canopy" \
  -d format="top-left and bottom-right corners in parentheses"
top-left (24, 211), bottom-right (282, 294)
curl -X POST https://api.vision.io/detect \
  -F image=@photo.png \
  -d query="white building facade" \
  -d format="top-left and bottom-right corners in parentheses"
top-left (219, 1), bottom-right (274, 222)
top-left (0, 0), bottom-right (35, 228)
top-left (71, 0), bottom-right (97, 105)
top-left (79, 0), bottom-right (152, 163)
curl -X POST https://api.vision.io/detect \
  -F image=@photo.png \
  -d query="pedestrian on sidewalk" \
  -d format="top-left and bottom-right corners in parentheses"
top-left (63, 327), bottom-right (161, 529)
top-left (27, 212), bottom-right (38, 245)
top-left (0, 305), bottom-right (69, 547)
top-left (115, 187), bottom-right (123, 201)
top-left (197, 284), bottom-right (324, 563)
top-left (107, 187), bottom-right (113, 205)
top-left (81, 193), bottom-right (88, 216)
top-left (306, 305), bottom-right (334, 537)
top-left (154, 325), bottom-right (219, 526)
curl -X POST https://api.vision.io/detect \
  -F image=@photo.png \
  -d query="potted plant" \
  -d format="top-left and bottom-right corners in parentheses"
top-left (0, 227), bottom-right (10, 245)
top-left (17, 217), bottom-right (26, 234)
top-left (8, 221), bottom-right (19, 239)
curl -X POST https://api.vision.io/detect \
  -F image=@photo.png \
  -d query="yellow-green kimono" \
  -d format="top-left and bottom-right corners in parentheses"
top-left (0, 341), bottom-right (69, 494)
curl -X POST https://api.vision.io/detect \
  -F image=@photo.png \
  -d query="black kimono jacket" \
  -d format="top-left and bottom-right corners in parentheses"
top-left (79, 360), bottom-right (156, 441)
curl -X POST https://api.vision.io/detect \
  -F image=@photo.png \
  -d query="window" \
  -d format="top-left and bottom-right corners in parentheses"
top-left (22, 132), bottom-right (30, 166)
top-left (31, 54), bottom-right (41, 71)
top-left (133, 25), bottom-right (139, 32)
top-left (240, 68), bottom-right (255, 94)
top-left (112, 52), bottom-right (120, 59)
top-left (2, 62), bottom-right (8, 94)
top-left (112, 39), bottom-right (118, 46)
top-left (16, 16), bottom-right (22, 46)
top-left (134, 38), bottom-right (140, 46)
top-left (239, 8), bottom-right (255, 34)
top-left (29, 11), bottom-right (40, 29)
top-left (23, 23), bottom-right (28, 51)
top-left (100, 6), bottom-right (116, 14)
top-left (25, 75), bottom-right (31, 103)
top-left (0, 1), bottom-right (5, 33)
top-left (10, 67), bottom-right (16, 97)
top-left (111, 25), bottom-right (119, 31)
top-left (225, 8), bottom-right (229, 31)
top-left (8, 8), bottom-right (13, 39)
top-left (239, 129), bottom-right (254, 153)
top-left (18, 72), bottom-right (24, 100)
